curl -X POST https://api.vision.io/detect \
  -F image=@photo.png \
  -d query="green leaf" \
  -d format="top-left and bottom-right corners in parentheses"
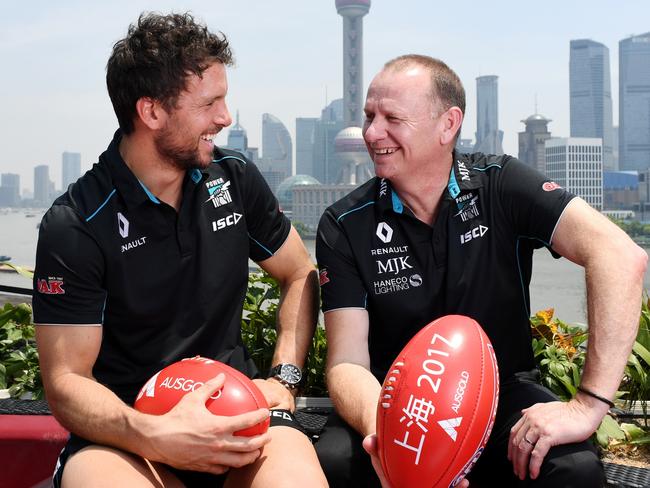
top-left (620, 422), bottom-right (647, 441)
top-left (632, 340), bottom-right (650, 368)
top-left (596, 415), bottom-right (626, 445)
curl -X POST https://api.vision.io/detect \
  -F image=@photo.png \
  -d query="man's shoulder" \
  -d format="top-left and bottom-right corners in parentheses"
top-left (51, 158), bottom-right (114, 224)
top-left (460, 152), bottom-right (515, 172)
top-left (323, 177), bottom-right (379, 222)
top-left (211, 147), bottom-right (253, 170)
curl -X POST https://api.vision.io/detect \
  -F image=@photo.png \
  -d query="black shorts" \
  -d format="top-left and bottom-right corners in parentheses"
top-left (52, 409), bottom-right (305, 488)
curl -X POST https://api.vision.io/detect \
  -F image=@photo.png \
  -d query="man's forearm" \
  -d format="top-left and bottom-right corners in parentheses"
top-left (272, 267), bottom-right (319, 367)
top-left (579, 241), bottom-right (646, 402)
top-left (46, 373), bottom-right (155, 458)
top-left (328, 362), bottom-right (382, 437)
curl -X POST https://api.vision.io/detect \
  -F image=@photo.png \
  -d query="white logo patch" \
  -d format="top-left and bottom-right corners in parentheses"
top-left (205, 178), bottom-right (233, 208)
top-left (212, 212), bottom-right (243, 232)
top-left (376, 222), bottom-right (393, 243)
top-left (117, 212), bottom-right (129, 238)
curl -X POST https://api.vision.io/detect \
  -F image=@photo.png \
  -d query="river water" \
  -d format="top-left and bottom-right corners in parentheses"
top-left (1, 208), bottom-right (648, 324)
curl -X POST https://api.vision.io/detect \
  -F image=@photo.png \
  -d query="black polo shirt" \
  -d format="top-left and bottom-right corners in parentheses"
top-left (316, 153), bottom-right (575, 383)
top-left (33, 130), bottom-right (290, 404)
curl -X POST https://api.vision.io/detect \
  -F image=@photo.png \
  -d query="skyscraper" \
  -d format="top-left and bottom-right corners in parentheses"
top-left (227, 111), bottom-right (248, 153)
top-left (545, 137), bottom-right (603, 210)
top-left (475, 75), bottom-right (503, 155)
top-left (261, 113), bottom-right (293, 191)
top-left (518, 113), bottom-right (552, 174)
top-left (0, 173), bottom-right (20, 207)
top-left (312, 99), bottom-right (345, 184)
top-left (62, 151), bottom-right (81, 191)
top-left (296, 117), bottom-right (318, 177)
top-left (34, 165), bottom-right (51, 207)
top-left (335, 0), bottom-right (371, 128)
top-left (619, 32), bottom-right (650, 172)
top-left (569, 39), bottom-right (614, 170)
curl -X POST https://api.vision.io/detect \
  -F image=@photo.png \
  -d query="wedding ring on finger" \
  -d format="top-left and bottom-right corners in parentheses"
top-left (524, 436), bottom-right (535, 447)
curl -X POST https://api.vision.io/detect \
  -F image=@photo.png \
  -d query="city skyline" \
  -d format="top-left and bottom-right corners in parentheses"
top-left (2, 0), bottom-right (649, 191)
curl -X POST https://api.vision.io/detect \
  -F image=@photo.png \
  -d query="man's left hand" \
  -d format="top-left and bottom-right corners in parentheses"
top-left (252, 378), bottom-right (296, 411)
top-left (507, 398), bottom-right (606, 480)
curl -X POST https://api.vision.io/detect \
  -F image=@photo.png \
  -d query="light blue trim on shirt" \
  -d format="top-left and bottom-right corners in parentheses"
top-left (391, 190), bottom-right (404, 213)
top-left (139, 181), bottom-right (160, 204)
top-left (85, 189), bottom-right (117, 222)
top-left (336, 201), bottom-right (375, 222)
top-left (448, 166), bottom-right (460, 198)
top-left (190, 169), bottom-right (202, 184)
top-left (138, 180), bottom-right (160, 204)
top-left (213, 155), bottom-right (248, 166)
top-left (249, 234), bottom-right (274, 257)
top-left (474, 163), bottom-right (503, 172)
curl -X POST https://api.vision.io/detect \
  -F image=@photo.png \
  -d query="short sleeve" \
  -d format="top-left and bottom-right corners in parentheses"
top-left (242, 162), bottom-right (291, 262)
top-left (497, 159), bottom-right (576, 245)
top-left (316, 208), bottom-right (368, 312)
top-left (32, 205), bottom-right (107, 324)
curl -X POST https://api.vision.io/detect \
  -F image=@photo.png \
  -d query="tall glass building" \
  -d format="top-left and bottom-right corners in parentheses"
top-left (261, 113), bottom-right (293, 179)
top-left (475, 75), bottom-right (503, 155)
top-left (619, 32), bottom-right (650, 172)
top-left (569, 39), bottom-right (614, 170)
top-left (62, 151), bottom-right (81, 191)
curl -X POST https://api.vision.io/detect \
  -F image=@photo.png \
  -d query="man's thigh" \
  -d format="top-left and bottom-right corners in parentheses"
top-left (225, 425), bottom-right (328, 488)
top-left (61, 445), bottom-right (185, 488)
top-left (56, 435), bottom-right (225, 488)
top-left (469, 373), bottom-right (604, 487)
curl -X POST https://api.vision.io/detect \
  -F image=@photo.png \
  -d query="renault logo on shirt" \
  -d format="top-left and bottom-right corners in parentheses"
top-left (376, 222), bottom-right (393, 243)
top-left (117, 212), bottom-right (129, 238)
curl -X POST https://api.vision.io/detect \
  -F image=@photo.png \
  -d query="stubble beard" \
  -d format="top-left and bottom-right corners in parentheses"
top-left (154, 125), bottom-right (211, 171)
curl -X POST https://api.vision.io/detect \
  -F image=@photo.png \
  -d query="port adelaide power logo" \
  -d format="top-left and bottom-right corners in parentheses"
top-left (205, 178), bottom-right (232, 208)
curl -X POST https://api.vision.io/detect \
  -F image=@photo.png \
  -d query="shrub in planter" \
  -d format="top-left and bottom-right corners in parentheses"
top-left (0, 302), bottom-right (43, 399)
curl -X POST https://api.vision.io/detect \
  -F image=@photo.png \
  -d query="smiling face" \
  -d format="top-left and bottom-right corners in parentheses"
top-left (363, 66), bottom-right (448, 182)
top-left (154, 61), bottom-right (232, 170)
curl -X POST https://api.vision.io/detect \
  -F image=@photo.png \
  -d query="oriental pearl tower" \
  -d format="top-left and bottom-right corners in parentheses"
top-left (335, 0), bottom-right (371, 128)
top-left (335, 0), bottom-right (373, 185)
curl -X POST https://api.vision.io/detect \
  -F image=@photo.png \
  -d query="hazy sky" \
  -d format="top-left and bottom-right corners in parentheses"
top-left (2, 0), bottom-right (649, 191)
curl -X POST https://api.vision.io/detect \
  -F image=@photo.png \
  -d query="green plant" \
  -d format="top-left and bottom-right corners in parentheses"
top-left (530, 309), bottom-right (587, 400)
top-left (241, 271), bottom-right (328, 396)
top-left (0, 302), bottom-right (43, 399)
top-left (530, 308), bottom-right (650, 452)
top-left (619, 295), bottom-right (650, 426)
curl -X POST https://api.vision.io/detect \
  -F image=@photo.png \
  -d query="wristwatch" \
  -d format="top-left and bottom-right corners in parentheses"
top-left (268, 363), bottom-right (303, 390)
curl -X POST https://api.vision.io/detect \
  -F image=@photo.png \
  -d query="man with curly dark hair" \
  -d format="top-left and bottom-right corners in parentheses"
top-left (33, 12), bottom-right (327, 488)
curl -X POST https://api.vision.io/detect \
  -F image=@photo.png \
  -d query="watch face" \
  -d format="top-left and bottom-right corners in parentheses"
top-left (280, 364), bottom-right (302, 384)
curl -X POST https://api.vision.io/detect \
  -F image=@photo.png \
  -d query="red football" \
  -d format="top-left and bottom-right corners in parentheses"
top-left (134, 356), bottom-right (270, 436)
top-left (376, 315), bottom-right (499, 488)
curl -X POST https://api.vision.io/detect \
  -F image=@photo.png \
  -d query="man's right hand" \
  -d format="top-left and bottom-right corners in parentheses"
top-left (144, 373), bottom-right (271, 474)
top-left (362, 433), bottom-right (469, 488)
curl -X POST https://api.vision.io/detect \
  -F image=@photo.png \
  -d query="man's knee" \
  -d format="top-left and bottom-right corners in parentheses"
top-left (536, 442), bottom-right (604, 488)
top-left (315, 413), bottom-right (380, 488)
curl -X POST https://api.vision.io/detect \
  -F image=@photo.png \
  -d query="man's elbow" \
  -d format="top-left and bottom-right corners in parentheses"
top-left (624, 240), bottom-right (648, 285)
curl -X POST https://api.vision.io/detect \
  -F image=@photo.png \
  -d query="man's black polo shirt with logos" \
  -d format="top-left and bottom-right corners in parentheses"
top-left (33, 131), bottom-right (290, 405)
top-left (316, 152), bottom-right (575, 384)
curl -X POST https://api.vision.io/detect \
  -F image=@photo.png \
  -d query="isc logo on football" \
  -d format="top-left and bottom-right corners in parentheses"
top-left (460, 225), bottom-right (488, 245)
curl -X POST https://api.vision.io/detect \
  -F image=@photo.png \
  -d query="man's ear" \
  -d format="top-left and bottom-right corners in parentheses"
top-left (135, 97), bottom-right (168, 130)
top-left (439, 106), bottom-right (464, 146)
